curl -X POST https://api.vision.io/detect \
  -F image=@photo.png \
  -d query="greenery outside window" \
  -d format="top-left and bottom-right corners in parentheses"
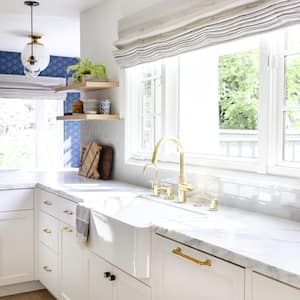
top-left (0, 98), bottom-right (63, 170)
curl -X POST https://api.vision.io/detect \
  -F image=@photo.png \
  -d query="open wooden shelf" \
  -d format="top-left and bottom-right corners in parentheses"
top-left (54, 81), bottom-right (119, 92)
top-left (56, 114), bottom-right (121, 121)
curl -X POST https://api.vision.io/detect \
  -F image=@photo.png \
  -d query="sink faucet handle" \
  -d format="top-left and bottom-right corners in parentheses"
top-left (179, 182), bottom-right (193, 192)
top-left (209, 199), bottom-right (218, 211)
top-left (161, 184), bottom-right (174, 200)
top-left (152, 182), bottom-right (161, 197)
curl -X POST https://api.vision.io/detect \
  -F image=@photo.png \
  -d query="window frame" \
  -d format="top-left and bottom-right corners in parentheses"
top-left (125, 27), bottom-right (300, 179)
top-left (268, 29), bottom-right (300, 177)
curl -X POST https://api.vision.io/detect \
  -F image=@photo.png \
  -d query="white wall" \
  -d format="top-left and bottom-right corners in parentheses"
top-left (80, 0), bottom-right (300, 222)
top-left (80, 0), bottom-right (156, 186)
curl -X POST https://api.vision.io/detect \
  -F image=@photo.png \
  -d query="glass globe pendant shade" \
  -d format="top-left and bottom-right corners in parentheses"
top-left (21, 37), bottom-right (50, 77)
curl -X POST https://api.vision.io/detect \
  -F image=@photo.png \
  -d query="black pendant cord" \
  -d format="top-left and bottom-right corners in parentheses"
top-left (30, 3), bottom-right (34, 59)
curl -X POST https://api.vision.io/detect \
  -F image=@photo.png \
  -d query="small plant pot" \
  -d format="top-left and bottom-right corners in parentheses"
top-left (82, 73), bottom-right (92, 82)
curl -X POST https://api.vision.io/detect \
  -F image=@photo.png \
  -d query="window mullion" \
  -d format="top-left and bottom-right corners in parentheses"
top-left (267, 30), bottom-right (286, 173)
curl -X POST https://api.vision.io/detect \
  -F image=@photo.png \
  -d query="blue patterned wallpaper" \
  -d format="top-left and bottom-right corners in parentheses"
top-left (0, 50), bottom-right (81, 167)
top-left (64, 93), bottom-right (81, 167)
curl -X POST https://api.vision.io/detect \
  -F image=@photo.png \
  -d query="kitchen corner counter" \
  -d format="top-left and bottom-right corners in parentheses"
top-left (1, 170), bottom-right (300, 289)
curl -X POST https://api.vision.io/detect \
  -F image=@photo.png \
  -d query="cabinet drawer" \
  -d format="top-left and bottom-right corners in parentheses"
top-left (152, 234), bottom-right (244, 300)
top-left (39, 243), bottom-right (59, 299)
top-left (58, 198), bottom-right (76, 227)
top-left (39, 190), bottom-right (59, 217)
top-left (0, 189), bottom-right (33, 212)
top-left (39, 212), bottom-right (59, 253)
top-left (39, 190), bottom-right (76, 226)
top-left (253, 273), bottom-right (300, 300)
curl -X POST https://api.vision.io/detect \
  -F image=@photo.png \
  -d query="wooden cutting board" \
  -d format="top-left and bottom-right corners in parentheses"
top-left (79, 142), bottom-right (102, 179)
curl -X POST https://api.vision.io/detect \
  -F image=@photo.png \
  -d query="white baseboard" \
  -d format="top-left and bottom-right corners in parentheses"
top-left (0, 280), bottom-right (45, 297)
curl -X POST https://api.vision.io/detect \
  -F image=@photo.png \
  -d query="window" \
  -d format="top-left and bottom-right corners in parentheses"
top-left (0, 98), bottom-right (63, 170)
top-left (178, 37), bottom-right (260, 159)
top-left (282, 25), bottom-right (300, 163)
top-left (126, 24), bottom-right (300, 176)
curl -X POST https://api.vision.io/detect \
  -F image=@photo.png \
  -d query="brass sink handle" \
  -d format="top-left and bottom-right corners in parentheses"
top-left (144, 162), bottom-right (161, 197)
top-left (172, 247), bottom-right (211, 267)
top-left (209, 199), bottom-right (218, 211)
top-left (161, 184), bottom-right (174, 200)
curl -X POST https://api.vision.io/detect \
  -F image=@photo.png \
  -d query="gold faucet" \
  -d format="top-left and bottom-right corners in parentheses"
top-left (144, 137), bottom-right (193, 203)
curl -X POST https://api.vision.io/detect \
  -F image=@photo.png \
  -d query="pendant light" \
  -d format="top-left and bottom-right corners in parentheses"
top-left (21, 1), bottom-right (50, 77)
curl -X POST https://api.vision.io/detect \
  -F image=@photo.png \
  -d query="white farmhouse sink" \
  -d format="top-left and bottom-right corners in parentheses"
top-left (87, 195), bottom-right (206, 279)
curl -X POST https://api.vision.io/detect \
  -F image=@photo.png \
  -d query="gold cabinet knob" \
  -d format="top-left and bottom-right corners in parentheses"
top-left (43, 201), bottom-right (52, 206)
top-left (42, 228), bottom-right (52, 234)
top-left (43, 265), bottom-right (52, 272)
top-left (64, 210), bottom-right (73, 215)
top-left (64, 226), bottom-right (73, 233)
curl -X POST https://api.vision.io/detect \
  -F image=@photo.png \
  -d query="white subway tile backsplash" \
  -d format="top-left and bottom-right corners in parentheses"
top-left (222, 182), bottom-right (239, 196)
top-left (81, 120), bottom-right (300, 222)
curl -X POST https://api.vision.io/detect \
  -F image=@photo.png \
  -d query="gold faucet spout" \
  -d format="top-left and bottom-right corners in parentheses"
top-left (145, 136), bottom-right (192, 203)
top-left (150, 136), bottom-right (185, 181)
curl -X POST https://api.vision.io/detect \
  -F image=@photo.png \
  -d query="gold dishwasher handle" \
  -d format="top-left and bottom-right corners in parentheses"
top-left (172, 247), bottom-right (212, 267)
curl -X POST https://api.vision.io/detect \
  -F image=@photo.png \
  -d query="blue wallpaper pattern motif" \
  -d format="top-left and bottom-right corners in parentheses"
top-left (64, 93), bottom-right (81, 167)
top-left (0, 50), bottom-right (80, 167)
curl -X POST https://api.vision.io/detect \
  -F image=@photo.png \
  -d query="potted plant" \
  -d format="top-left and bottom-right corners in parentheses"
top-left (67, 58), bottom-right (107, 83)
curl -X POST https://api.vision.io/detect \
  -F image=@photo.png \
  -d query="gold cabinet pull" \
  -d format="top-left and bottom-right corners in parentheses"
top-left (64, 226), bottom-right (73, 233)
top-left (42, 228), bottom-right (52, 234)
top-left (43, 265), bottom-right (52, 272)
top-left (64, 210), bottom-right (73, 215)
top-left (172, 247), bottom-right (211, 267)
top-left (43, 200), bottom-right (52, 206)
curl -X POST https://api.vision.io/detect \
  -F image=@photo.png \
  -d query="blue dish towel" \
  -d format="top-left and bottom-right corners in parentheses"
top-left (76, 204), bottom-right (90, 245)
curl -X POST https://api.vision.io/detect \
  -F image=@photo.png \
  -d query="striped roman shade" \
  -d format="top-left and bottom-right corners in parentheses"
top-left (113, 0), bottom-right (300, 68)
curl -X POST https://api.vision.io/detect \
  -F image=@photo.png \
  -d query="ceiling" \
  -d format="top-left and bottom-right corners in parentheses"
top-left (0, 0), bottom-right (106, 56)
top-left (0, 0), bottom-right (105, 17)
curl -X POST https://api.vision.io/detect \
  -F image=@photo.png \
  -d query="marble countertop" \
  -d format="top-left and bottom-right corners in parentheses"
top-left (1, 170), bottom-right (300, 288)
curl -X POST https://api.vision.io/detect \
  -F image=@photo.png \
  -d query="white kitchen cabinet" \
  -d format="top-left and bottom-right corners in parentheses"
top-left (60, 224), bottom-right (85, 300)
top-left (252, 273), bottom-right (300, 300)
top-left (87, 251), bottom-right (151, 300)
top-left (0, 189), bottom-right (34, 287)
top-left (38, 189), bottom-right (85, 300)
top-left (39, 242), bottom-right (59, 299)
top-left (87, 251), bottom-right (113, 300)
top-left (152, 234), bottom-right (245, 300)
top-left (113, 267), bottom-right (151, 300)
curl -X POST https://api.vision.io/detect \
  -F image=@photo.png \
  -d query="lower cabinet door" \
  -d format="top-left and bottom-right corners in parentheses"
top-left (113, 268), bottom-right (151, 300)
top-left (60, 224), bottom-right (85, 300)
top-left (39, 242), bottom-right (59, 299)
top-left (152, 235), bottom-right (245, 300)
top-left (253, 273), bottom-right (300, 300)
top-left (87, 251), bottom-right (113, 300)
top-left (0, 211), bottom-right (34, 286)
top-left (86, 250), bottom-right (151, 300)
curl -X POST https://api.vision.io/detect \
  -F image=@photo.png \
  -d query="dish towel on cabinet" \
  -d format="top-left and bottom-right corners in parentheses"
top-left (76, 203), bottom-right (90, 245)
